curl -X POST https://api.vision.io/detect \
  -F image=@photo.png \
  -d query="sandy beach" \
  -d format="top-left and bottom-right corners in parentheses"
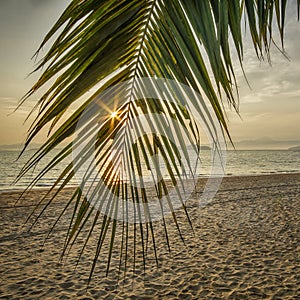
top-left (0, 173), bottom-right (299, 299)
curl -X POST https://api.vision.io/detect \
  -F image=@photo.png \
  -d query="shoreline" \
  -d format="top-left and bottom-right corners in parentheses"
top-left (1, 171), bottom-right (300, 194)
top-left (1, 173), bottom-right (299, 299)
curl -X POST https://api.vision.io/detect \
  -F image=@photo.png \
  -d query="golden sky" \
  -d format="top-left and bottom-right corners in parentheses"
top-left (0, 0), bottom-right (299, 147)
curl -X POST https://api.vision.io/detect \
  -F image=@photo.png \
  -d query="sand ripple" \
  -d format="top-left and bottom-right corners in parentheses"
top-left (0, 173), bottom-right (299, 299)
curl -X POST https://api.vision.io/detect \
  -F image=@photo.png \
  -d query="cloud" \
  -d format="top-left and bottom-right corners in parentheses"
top-left (1, 1), bottom-right (299, 144)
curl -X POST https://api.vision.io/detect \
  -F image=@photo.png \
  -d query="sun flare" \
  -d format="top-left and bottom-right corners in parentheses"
top-left (111, 111), bottom-right (118, 118)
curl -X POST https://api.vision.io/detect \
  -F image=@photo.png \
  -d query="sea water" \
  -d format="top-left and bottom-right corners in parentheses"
top-left (0, 149), bottom-right (299, 191)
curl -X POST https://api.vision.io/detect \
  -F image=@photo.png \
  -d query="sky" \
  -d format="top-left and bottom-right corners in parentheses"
top-left (0, 0), bottom-right (299, 147)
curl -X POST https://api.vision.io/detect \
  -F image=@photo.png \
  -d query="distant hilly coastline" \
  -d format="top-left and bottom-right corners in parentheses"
top-left (0, 143), bottom-right (41, 151)
top-left (288, 145), bottom-right (300, 151)
top-left (0, 142), bottom-right (72, 151)
top-left (200, 145), bottom-right (211, 150)
top-left (0, 139), bottom-right (299, 151)
top-left (232, 138), bottom-right (300, 150)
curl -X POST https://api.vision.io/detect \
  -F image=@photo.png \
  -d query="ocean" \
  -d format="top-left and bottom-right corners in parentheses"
top-left (0, 149), bottom-right (299, 191)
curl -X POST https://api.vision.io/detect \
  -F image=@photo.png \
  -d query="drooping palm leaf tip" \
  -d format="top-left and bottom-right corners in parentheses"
top-left (17, 0), bottom-right (299, 280)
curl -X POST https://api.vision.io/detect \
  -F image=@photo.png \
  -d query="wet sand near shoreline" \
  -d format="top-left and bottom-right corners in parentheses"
top-left (0, 173), bottom-right (299, 299)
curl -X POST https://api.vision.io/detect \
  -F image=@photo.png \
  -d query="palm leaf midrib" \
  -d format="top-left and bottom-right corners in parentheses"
top-left (128, 0), bottom-right (157, 100)
top-left (115, 0), bottom-right (158, 173)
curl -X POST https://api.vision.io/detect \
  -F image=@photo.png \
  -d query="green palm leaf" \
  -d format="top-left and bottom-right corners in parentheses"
top-left (18, 0), bottom-right (299, 279)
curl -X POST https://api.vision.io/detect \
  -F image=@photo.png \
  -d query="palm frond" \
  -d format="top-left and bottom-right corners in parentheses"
top-left (18, 0), bottom-right (299, 279)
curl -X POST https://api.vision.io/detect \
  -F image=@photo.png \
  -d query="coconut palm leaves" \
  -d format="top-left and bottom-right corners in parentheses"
top-left (18, 0), bottom-right (298, 279)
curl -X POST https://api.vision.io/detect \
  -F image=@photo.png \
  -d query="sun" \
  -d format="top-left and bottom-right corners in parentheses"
top-left (111, 111), bottom-right (118, 118)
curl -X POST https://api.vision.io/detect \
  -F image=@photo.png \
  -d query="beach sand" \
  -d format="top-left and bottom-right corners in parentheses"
top-left (0, 173), bottom-right (299, 299)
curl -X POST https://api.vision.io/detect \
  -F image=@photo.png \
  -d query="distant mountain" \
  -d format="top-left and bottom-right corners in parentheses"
top-left (288, 145), bottom-right (300, 151)
top-left (0, 143), bottom-right (41, 151)
top-left (233, 138), bottom-right (300, 150)
top-left (186, 144), bottom-right (211, 151)
top-left (1, 140), bottom-right (299, 151)
top-left (200, 145), bottom-right (211, 150)
top-left (0, 142), bottom-right (70, 151)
